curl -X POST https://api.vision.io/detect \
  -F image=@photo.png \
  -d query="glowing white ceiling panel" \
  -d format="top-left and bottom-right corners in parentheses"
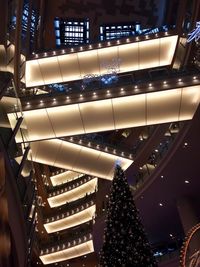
top-left (58, 53), bottom-right (81, 82)
top-left (47, 178), bottom-right (98, 207)
top-left (7, 86), bottom-right (200, 143)
top-left (44, 205), bottom-right (96, 233)
top-left (40, 240), bottom-right (94, 265)
top-left (25, 35), bottom-right (178, 87)
top-left (29, 140), bottom-right (133, 182)
top-left (179, 86), bottom-right (200, 121)
top-left (50, 171), bottom-right (84, 186)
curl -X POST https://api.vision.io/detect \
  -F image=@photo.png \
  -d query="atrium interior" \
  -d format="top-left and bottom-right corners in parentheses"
top-left (0, 0), bottom-right (200, 266)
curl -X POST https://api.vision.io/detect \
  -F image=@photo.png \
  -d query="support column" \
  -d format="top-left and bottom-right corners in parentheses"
top-left (0, 153), bottom-right (11, 267)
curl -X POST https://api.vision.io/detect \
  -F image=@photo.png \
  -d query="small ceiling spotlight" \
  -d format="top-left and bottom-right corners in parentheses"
top-left (163, 81), bottom-right (167, 85)
top-left (107, 90), bottom-right (110, 94)
top-left (134, 85), bottom-right (138, 89)
top-left (193, 76), bottom-right (197, 80)
top-left (40, 100), bottom-right (43, 103)
top-left (93, 92), bottom-right (96, 95)
top-left (27, 102), bottom-right (30, 105)
top-left (185, 180), bottom-right (190, 184)
top-left (80, 94), bottom-right (83, 97)
top-left (159, 203), bottom-right (163, 207)
top-left (149, 83), bottom-right (152, 87)
top-left (53, 98), bottom-right (56, 101)
top-left (121, 88), bottom-right (124, 91)
top-left (178, 78), bottom-right (182, 82)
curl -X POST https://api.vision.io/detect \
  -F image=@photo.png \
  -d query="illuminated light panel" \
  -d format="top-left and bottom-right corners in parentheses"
top-left (0, 43), bottom-right (25, 76)
top-left (7, 86), bottom-right (200, 143)
top-left (44, 205), bottom-right (96, 233)
top-left (40, 240), bottom-right (94, 265)
top-left (47, 178), bottom-right (97, 207)
top-left (25, 35), bottom-right (178, 87)
top-left (29, 140), bottom-right (133, 182)
top-left (51, 171), bottom-right (84, 186)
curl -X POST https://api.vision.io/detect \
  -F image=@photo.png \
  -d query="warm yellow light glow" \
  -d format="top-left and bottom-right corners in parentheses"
top-left (25, 35), bottom-right (178, 87)
top-left (8, 85), bottom-right (200, 143)
top-left (51, 171), bottom-right (84, 186)
top-left (47, 178), bottom-right (98, 207)
top-left (39, 240), bottom-right (94, 265)
top-left (29, 140), bottom-right (133, 181)
top-left (44, 205), bottom-right (96, 233)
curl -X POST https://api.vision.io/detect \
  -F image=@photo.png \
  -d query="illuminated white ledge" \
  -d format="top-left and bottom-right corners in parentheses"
top-left (29, 140), bottom-right (133, 182)
top-left (8, 86), bottom-right (200, 143)
top-left (44, 205), bottom-right (95, 233)
top-left (49, 176), bottom-right (93, 197)
top-left (40, 240), bottom-right (94, 265)
top-left (47, 178), bottom-right (97, 208)
top-left (51, 171), bottom-right (84, 186)
top-left (25, 35), bottom-right (178, 87)
top-left (0, 43), bottom-right (25, 80)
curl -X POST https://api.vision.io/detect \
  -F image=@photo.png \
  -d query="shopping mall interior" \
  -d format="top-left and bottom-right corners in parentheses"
top-left (0, 0), bottom-right (200, 266)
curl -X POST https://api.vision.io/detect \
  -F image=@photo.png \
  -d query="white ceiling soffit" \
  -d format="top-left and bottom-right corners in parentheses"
top-left (44, 205), bottom-right (96, 233)
top-left (8, 86), bottom-right (200, 143)
top-left (50, 171), bottom-right (84, 186)
top-left (25, 35), bottom-right (178, 87)
top-left (47, 178), bottom-right (98, 207)
top-left (0, 43), bottom-right (25, 80)
top-left (29, 139), bottom-right (132, 182)
top-left (39, 240), bottom-right (94, 265)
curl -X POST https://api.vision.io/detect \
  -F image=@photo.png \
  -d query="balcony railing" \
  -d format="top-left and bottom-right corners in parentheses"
top-left (40, 232), bottom-right (93, 256)
top-left (48, 174), bottom-right (93, 197)
top-left (44, 199), bottom-right (95, 224)
top-left (131, 122), bottom-right (185, 193)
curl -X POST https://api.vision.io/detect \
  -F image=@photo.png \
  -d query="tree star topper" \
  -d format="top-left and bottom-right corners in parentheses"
top-left (187, 22), bottom-right (200, 43)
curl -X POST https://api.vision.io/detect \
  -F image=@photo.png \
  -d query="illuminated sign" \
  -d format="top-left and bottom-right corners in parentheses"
top-left (180, 223), bottom-right (200, 267)
top-left (187, 22), bottom-right (200, 43)
top-left (189, 251), bottom-right (200, 267)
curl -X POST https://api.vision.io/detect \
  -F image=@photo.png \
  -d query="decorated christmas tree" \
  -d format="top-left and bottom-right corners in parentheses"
top-left (99, 165), bottom-right (157, 267)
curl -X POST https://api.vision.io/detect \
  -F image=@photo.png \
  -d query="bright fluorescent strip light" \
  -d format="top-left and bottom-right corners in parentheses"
top-left (44, 205), bottom-right (96, 233)
top-left (47, 178), bottom-right (97, 207)
top-left (39, 240), bottom-right (94, 265)
top-left (25, 35), bottom-right (178, 87)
